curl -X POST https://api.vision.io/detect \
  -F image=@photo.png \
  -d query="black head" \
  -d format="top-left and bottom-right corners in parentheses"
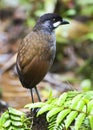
top-left (33, 13), bottom-right (69, 32)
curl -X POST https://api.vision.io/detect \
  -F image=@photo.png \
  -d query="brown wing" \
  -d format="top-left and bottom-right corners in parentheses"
top-left (17, 32), bottom-right (38, 69)
top-left (16, 31), bottom-right (52, 89)
top-left (17, 54), bottom-right (50, 89)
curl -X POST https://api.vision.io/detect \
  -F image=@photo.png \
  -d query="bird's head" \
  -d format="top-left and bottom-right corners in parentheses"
top-left (33, 13), bottom-right (69, 32)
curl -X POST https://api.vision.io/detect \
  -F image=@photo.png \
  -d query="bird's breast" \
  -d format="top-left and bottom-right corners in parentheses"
top-left (38, 31), bottom-right (56, 62)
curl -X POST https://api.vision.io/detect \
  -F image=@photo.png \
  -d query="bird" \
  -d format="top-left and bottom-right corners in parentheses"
top-left (16, 13), bottom-right (69, 103)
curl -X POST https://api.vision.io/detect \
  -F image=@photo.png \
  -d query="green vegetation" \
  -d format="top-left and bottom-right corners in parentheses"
top-left (0, 107), bottom-right (31, 130)
top-left (26, 91), bottom-right (93, 130)
top-left (1, 91), bottom-right (93, 130)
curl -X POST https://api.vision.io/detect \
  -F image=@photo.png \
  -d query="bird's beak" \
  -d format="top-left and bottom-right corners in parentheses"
top-left (61, 19), bottom-right (69, 25)
top-left (53, 19), bottom-right (69, 29)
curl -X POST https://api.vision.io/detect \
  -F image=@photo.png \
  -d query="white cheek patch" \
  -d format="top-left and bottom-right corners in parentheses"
top-left (53, 21), bottom-right (61, 28)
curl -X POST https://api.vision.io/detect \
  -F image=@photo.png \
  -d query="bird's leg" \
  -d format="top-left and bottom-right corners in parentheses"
top-left (30, 89), bottom-right (34, 103)
top-left (34, 86), bottom-right (41, 102)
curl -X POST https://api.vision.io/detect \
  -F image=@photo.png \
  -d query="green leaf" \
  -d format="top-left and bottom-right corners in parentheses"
top-left (82, 105), bottom-right (87, 113)
top-left (56, 109), bottom-right (71, 126)
top-left (10, 115), bottom-right (21, 121)
top-left (65, 111), bottom-right (78, 129)
top-left (12, 120), bottom-right (22, 126)
top-left (75, 113), bottom-right (86, 130)
top-left (70, 94), bottom-right (83, 109)
top-left (47, 98), bottom-right (58, 105)
top-left (47, 107), bottom-right (63, 122)
top-left (87, 100), bottom-right (93, 114)
top-left (48, 120), bottom-right (56, 130)
top-left (67, 91), bottom-right (79, 97)
top-left (4, 120), bottom-right (11, 128)
top-left (0, 111), bottom-right (9, 126)
top-left (15, 128), bottom-right (24, 130)
top-left (57, 92), bottom-right (68, 106)
top-left (0, 128), bottom-right (4, 130)
top-left (90, 108), bottom-right (93, 114)
top-left (64, 100), bottom-right (71, 108)
top-left (25, 102), bottom-right (45, 109)
top-left (0, 107), bottom-right (30, 130)
top-left (84, 91), bottom-right (93, 100)
top-left (8, 107), bottom-right (23, 116)
top-left (89, 116), bottom-right (93, 130)
top-left (7, 126), bottom-right (14, 130)
top-left (75, 100), bottom-right (85, 111)
top-left (37, 104), bottom-right (55, 117)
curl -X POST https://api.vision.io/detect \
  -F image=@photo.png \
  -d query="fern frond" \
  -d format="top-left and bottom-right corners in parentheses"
top-left (26, 91), bottom-right (93, 130)
top-left (0, 107), bottom-right (31, 130)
